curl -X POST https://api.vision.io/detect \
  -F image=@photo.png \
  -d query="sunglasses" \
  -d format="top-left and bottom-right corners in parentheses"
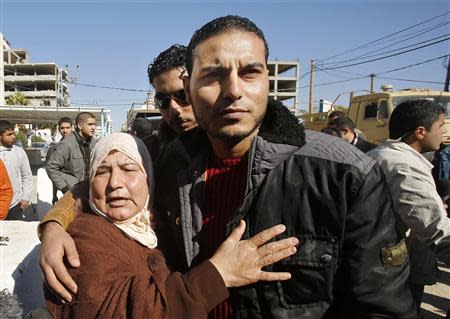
top-left (154, 89), bottom-right (189, 110)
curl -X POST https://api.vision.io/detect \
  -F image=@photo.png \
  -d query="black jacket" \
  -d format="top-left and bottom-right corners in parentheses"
top-left (154, 99), bottom-right (418, 318)
top-left (355, 136), bottom-right (378, 153)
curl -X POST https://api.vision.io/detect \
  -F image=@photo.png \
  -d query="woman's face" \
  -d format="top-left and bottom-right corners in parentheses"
top-left (91, 150), bottom-right (148, 221)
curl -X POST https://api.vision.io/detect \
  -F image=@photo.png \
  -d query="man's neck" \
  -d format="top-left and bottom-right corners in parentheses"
top-left (402, 137), bottom-right (423, 154)
top-left (76, 130), bottom-right (90, 141)
top-left (209, 135), bottom-right (254, 159)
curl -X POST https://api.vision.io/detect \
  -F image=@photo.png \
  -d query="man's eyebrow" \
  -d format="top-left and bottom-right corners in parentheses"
top-left (242, 62), bottom-right (265, 70)
top-left (198, 65), bottom-right (227, 73)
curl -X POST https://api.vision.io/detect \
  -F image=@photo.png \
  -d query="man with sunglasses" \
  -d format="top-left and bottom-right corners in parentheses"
top-left (140, 44), bottom-right (197, 161)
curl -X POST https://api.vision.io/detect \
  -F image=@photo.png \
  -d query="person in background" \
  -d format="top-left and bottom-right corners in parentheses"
top-left (0, 159), bottom-right (13, 219)
top-left (327, 116), bottom-right (377, 153)
top-left (328, 109), bottom-right (366, 139)
top-left (130, 117), bottom-right (154, 140)
top-left (46, 112), bottom-right (97, 193)
top-left (368, 99), bottom-right (450, 312)
top-left (46, 117), bottom-right (73, 204)
top-left (0, 120), bottom-right (33, 220)
top-left (144, 44), bottom-right (198, 162)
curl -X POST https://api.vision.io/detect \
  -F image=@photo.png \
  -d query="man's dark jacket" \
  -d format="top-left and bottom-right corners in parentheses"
top-left (355, 136), bottom-right (377, 153)
top-left (154, 99), bottom-right (418, 318)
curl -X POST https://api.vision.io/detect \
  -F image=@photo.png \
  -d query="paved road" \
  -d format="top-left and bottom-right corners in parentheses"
top-left (422, 263), bottom-right (450, 318)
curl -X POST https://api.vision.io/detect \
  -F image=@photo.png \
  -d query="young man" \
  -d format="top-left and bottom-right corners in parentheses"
top-left (145, 44), bottom-right (198, 161)
top-left (130, 117), bottom-right (153, 139)
top-left (45, 117), bottom-right (73, 204)
top-left (0, 120), bottom-right (32, 220)
top-left (367, 99), bottom-right (450, 309)
top-left (39, 17), bottom-right (417, 318)
top-left (327, 116), bottom-right (377, 153)
top-left (46, 112), bottom-right (96, 193)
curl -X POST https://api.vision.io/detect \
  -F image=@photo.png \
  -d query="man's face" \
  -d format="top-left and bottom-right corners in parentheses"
top-left (421, 113), bottom-right (445, 152)
top-left (0, 129), bottom-right (15, 147)
top-left (184, 31), bottom-right (269, 145)
top-left (78, 118), bottom-right (96, 138)
top-left (153, 68), bottom-right (197, 134)
top-left (58, 122), bottom-right (72, 138)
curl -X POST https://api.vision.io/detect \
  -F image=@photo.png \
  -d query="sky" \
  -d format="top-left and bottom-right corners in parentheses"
top-left (1, 0), bottom-right (449, 131)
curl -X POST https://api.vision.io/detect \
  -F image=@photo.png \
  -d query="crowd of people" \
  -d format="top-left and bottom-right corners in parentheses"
top-left (0, 14), bottom-right (449, 319)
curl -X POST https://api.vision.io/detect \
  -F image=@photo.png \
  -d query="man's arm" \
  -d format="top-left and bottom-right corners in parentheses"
top-left (332, 166), bottom-right (418, 318)
top-left (388, 163), bottom-right (450, 265)
top-left (39, 191), bottom-right (79, 302)
top-left (18, 147), bottom-right (33, 208)
top-left (46, 142), bottom-right (71, 192)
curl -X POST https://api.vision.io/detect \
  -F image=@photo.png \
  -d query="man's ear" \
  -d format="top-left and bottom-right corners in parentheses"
top-left (341, 128), bottom-right (350, 137)
top-left (415, 126), bottom-right (426, 140)
top-left (183, 76), bottom-right (191, 105)
top-left (77, 123), bottom-right (82, 130)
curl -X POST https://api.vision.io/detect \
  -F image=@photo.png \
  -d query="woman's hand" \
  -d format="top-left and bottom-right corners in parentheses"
top-left (209, 220), bottom-right (298, 288)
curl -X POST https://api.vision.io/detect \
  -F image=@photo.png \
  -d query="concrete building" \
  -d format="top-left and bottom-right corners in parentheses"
top-left (1, 33), bottom-right (69, 108)
top-left (268, 60), bottom-right (300, 109)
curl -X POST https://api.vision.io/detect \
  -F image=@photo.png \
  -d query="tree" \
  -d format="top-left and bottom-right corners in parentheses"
top-left (6, 92), bottom-right (30, 106)
top-left (15, 131), bottom-right (28, 148)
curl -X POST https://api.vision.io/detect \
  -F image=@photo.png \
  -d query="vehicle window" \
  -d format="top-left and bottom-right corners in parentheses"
top-left (364, 102), bottom-right (378, 119)
top-left (378, 100), bottom-right (388, 119)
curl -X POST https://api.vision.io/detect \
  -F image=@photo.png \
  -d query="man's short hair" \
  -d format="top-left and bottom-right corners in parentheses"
top-left (389, 99), bottom-right (446, 139)
top-left (131, 118), bottom-right (154, 139)
top-left (328, 117), bottom-right (355, 133)
top-left (0, 120), bottom-right (13, 134)
top-left (75, 112), bottom-right (96, 126)
top-left (328, 110), bottom-right (346, 121)
top-left (186, 15), bottom-right (269, 76)
top-left (321, 128), bottom-right (339, 137)
top-left (147, 44), bottom-right (187, 85)
top-left (58, 117), bottom-right (73, 127)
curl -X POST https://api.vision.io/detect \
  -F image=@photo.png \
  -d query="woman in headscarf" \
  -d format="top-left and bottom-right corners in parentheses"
top-left (45, 133), bottom-right (297, 319)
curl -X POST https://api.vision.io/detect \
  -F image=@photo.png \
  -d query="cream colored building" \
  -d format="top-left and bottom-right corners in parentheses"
top-left (1, 33), bottom-right (69, 108)
top-left (268, 60), bottom-right (300, 109)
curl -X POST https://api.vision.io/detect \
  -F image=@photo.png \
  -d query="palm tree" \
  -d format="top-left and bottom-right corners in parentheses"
top-left (6, 92), bottom-right (30, 106)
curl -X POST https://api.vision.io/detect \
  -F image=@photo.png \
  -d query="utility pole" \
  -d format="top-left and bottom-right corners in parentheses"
top-left (370, 73), bottom-right (376, 93)
top-left (308, 60), bottom-right (315, 118)
top-left (444, 56), bottom-right (450, 92)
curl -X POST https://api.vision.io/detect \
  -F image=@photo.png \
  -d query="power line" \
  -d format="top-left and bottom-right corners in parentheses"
top-left (317, 11), bottom-right (450, 62)
top-left (318, 21), bottom-right (449, 68)
top-left (318, 37), bottom-right (450, 71)
top-left (377, 76), bottom-right (446, 85)
top-left (299, 76), bottom-right (366, 89)
top-left (377, 54), bottom-right (450, 75)
top-left (67, 81), bottom-right (148, 92)
top-left (319, 33), bottom-right (449, 67)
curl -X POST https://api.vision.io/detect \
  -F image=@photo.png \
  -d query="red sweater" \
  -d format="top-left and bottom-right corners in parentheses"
top-left (200, 154), bottom-right (248, 319)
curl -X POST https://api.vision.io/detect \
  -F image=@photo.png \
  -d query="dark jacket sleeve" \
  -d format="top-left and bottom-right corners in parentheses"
top-left (330, 165), bottom-right (418, 318)
top-left (46, 142), bottom-right (73, 192)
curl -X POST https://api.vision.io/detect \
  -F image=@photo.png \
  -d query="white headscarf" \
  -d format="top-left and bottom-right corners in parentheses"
top-left (89, 132), bottom-right (157, 249)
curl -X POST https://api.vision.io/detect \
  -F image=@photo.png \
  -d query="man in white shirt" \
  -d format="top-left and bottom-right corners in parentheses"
top-left (367, 99), bottom-right (450, 309)
top-left (0, 120), bottom-right (33, 220)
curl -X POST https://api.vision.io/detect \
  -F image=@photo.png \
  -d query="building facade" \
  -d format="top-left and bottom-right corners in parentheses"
top-left (1, 33), bottom-right (69, 108)
top-left (268, 60), bottom-right (300, 109)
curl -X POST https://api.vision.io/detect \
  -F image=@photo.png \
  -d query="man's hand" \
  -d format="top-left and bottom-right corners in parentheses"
top-left (209, 220), bottom-right (299, 287)
top-left (19, 200), bottom-right (30, 210)
top-left (39, 222), bottom-right (80, 302)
